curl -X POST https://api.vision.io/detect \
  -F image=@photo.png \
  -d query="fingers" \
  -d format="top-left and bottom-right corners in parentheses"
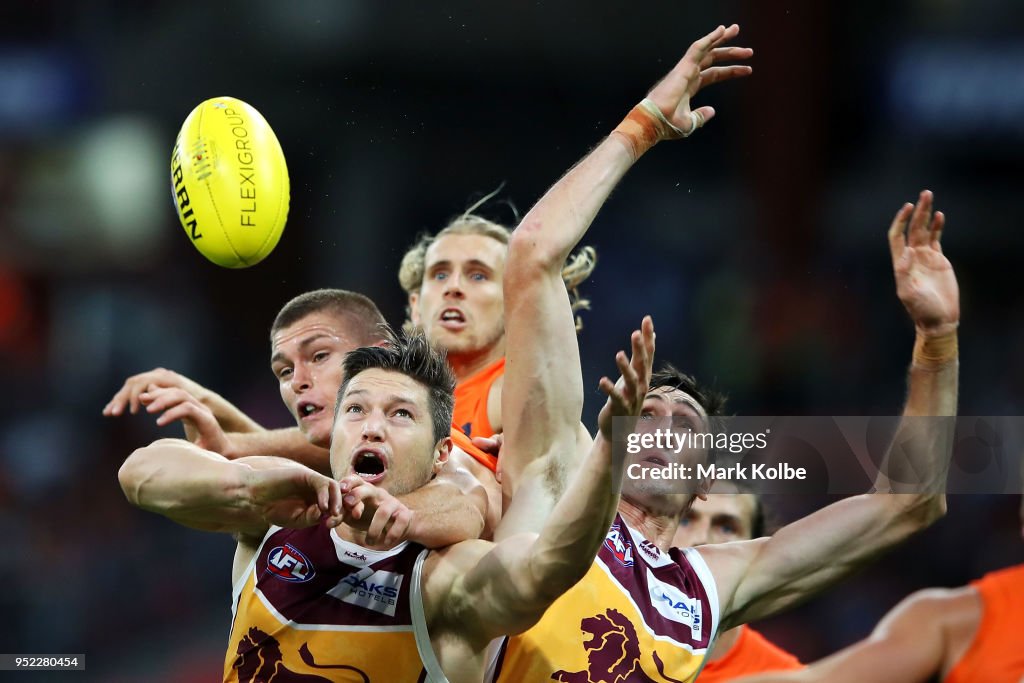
top-left (691, 106), bottom-right (715, 131)
top-left (368, 503), bottom-right (412, 547)
top-left (598, 375), bottom-right (619, 401)
top-left (930, 211), bottom-right (945, 250)
top-left (908, 189), bottom-right (934, 247)
top-left (639, 315), bottom-right (656, 383)
top-left (318, 478), bottom-right (344, 527)
top-left (471, 435), bottom-right (502, 456)
top-left (700, 46), bottom-right (754, 70)
top-left (153, 400), bottom-right (208, 428)
top-left (141, 386), bottom-right (192, 415)
top-left (699, 65), bottom-right (753, 87)
top-left (655, 25), bottom-right (730, 101)
top-left (102, 368), bottom-right (178, 416)
top-left (341, 480), bottom-right (412, 545)
top-left (888, 202), bottom-right (913, 263)
top-left (694, 24), bottom-right (731, 55)
top-left (380, 508), bottom-right (413, 547)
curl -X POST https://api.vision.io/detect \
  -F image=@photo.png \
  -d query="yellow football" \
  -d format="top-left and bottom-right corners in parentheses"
top-left (170, 96), bottom-right (289, 268)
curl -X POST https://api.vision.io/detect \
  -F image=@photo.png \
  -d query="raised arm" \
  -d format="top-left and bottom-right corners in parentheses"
top-left (732, 588), bottom-right (978, 683)
top-left (426, 319), bottom-right (654, 651)
top-left (706, 192), bottom-right (960, 629)
top-left (498, 24), bottom-right (752, 518)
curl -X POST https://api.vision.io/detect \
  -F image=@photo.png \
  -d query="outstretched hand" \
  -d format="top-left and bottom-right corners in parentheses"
top-left (646, 24), bottom-right (752, 136)
top-left (103, 367), bottom-right (210, 417)
top-left (598, 316), bottom-right (656, 440)
top-left (888, 190), bottom-right (960, 336)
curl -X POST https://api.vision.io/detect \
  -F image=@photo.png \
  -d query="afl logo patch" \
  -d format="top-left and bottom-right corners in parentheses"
top-left (603, 525), bottom-right (634, 568)
top-left (267, 544), bottom-right (315, 583)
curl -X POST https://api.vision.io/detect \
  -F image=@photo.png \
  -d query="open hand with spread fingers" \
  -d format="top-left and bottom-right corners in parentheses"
top-left (888, 190), bottom-right (960, 337)
top-left (646, 24), bottom-right (753, 137)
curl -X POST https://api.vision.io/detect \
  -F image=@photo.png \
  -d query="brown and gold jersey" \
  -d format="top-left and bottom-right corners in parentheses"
top-left (491, 514), bottom-right (720, 683)
top-left (224, 521), bottom-right (428, 682)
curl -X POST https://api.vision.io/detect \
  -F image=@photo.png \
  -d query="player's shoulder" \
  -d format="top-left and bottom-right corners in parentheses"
top-left (876, 585), bottom-right (980, 638)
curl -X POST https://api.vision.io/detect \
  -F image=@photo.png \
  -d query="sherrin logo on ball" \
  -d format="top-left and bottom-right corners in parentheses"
top-left (170, 96), bottom-right (289, 268)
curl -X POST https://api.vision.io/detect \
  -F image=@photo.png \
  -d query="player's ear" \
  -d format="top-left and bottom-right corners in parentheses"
top-left (408, 291), bottom-right (421, 327)
top-left (696, 471), bottom-right (714, 502)
top-left (433, 436), bottom-right (452, 475)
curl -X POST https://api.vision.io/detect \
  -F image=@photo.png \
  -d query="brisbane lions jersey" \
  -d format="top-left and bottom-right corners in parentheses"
top-left (224, 521), bottom-right (427, 682)
top-left (491, 513), bottom-right (720, 683)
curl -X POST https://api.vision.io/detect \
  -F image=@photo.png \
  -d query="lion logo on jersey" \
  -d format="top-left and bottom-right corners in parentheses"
top-left (233, 627), bottom-right (370, 682)
top-left (552, 609), bottom-right (687, 683)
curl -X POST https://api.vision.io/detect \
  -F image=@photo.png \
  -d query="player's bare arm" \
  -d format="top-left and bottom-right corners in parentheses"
top-left (118, 438), bottom-right (345, 584)
top-left (420, 319), bottom-right (654, 682)
top-left (498, 24), bottom-right (751, 516)
top-left (117, 386), bottom-right (493, 547)
top-left (103, 367), bottom-right (262, 433)
top-left (702, 192), bottom-right (959, 630)
top-left (118, 438), bottom-right (344, 535)
top-left (732, 587), bottom-right (981, 683)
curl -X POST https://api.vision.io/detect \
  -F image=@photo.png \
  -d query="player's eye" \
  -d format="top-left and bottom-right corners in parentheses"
top-left (345, 404), bottom-right (363, 414)
top-left (469, 271), bottom-right (487, 282)
top-left (313, 351), bottom-right (330, 363)
top-left (433, 270), bottom-right (448, 281)
top-left (640, 410), bottom-right (655, 421)
top-left (393, 408), bottom-right (412, 418)
top-left (276, 367), bottom-right (292, 380)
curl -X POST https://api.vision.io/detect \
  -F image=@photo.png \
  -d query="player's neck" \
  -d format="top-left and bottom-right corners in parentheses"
top-left (448, 341), bottom-right (505, 382)
top-left (331, 524), bottom-right (403, 552)
top-left (618, 498), bottom-right (681, 552)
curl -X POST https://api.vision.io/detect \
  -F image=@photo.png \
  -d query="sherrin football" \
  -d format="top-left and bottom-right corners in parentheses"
top-left (170, 96), bottom-right (289, 268)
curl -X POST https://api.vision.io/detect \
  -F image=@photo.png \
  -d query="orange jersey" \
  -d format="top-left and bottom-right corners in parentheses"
top-left (453, 357), bottom-right (505, 439)
top-left (224, 522), bottom-right (427, 682)
top-left (450, 423), bottom-right (497, 472)
top-left (698, 625), bottom-right (802, 682)
top-left (944, 563), bottom-right (1024, 683)
top-left (491, 514), bottom-right (720, 683)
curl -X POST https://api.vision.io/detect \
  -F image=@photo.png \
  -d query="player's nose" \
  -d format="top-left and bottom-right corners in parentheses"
top-left (360, 412), bottom-right (386, 441)
top-left (443, 272), bottom-right (465, 298)
top-left (290, 363), bottom-right (312, 393)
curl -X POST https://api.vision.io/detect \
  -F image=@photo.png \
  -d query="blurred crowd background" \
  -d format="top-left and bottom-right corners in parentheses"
top-left (1, 1), bottom-right (1022, 680)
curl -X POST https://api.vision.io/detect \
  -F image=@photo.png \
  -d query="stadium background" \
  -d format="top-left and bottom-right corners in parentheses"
top-left (0, 1), bottom-right (1022, 680)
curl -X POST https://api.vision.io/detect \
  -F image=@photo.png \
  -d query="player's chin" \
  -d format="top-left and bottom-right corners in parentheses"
top-left (300, 422), bottom-right (332, 449)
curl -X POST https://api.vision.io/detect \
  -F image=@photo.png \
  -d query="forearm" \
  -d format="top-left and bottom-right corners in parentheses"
top-left (118, 438), bottom-right (264, 533)
top-left (875, 329), bottom-right (958, 501)
top-left (226, 428), bottom-right (331, 474)
top-left (202, 392), bottom-right (264, 433)
top-left (513, 135), bottom-right (634, 270)
top-left (400, 475), bottom-right (487, 548)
